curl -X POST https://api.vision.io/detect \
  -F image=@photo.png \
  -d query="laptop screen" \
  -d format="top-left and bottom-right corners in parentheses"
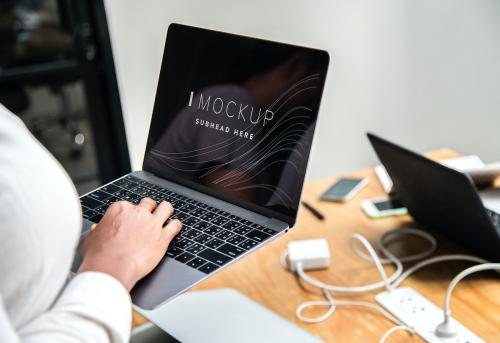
top-left (143, 24), bottom-right (329, 224)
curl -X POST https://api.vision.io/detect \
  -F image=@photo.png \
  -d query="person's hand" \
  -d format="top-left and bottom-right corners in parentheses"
top-left (78, 198), bottom-right (182, 291)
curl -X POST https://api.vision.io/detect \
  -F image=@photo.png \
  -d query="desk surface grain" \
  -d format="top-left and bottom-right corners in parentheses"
top-left (133, 149), bottom-right (500, 342)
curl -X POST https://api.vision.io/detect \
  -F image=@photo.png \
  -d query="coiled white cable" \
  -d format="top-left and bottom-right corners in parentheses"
top-left (379, 325), bottom-right (415, 343)
top-left (281, 226), bottom-right (494, 339)
top-left (296, 233), bottom-right (400, 293)
top-left (296, 288), bottom-right (405, 326)
top-left (351, 228), bottom-right (437, 264)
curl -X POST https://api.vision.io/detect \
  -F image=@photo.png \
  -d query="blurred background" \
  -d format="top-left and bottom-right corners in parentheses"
top-left (1, 0), bottom-right (499, 192)
top-left (0, 0), bottom-right (130, 194)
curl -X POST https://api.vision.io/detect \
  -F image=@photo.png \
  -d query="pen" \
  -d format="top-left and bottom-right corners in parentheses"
top-left (301, 201), bottom-right (325, 221)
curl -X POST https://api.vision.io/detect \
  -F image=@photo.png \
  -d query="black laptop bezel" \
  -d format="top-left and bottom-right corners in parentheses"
top-left (142, 23), bottom-right (330, 227)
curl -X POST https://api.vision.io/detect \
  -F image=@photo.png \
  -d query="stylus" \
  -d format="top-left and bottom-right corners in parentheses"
top-left (301, 201), bottom-right (325, 221)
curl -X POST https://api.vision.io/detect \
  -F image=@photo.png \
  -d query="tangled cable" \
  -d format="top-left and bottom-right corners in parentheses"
top-left (280, 227), bottom-right (490, 342)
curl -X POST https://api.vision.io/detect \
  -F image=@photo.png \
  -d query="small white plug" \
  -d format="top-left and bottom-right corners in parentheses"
top-left (287, 239), bottom-right (330, 272)
top-left (435, 319), bottom-right (457, 338)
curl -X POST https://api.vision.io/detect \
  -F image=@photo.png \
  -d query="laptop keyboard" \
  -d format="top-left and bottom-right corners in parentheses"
top-left (80, 175), bottom-right (278, 275)
top-left (486, 208), bottom-right (500, 235)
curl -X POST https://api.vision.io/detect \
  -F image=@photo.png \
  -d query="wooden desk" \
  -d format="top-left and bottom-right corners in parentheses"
top-left (133, 149), bottom-right (500, 342)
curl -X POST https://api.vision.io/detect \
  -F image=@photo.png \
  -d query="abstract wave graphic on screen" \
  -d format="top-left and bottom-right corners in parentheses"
top-left (148, 74), bottom-right (320, 210)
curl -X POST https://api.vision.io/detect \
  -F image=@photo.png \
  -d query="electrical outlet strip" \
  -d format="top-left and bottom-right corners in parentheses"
top-left (375, 287), bottom-right (484, 343)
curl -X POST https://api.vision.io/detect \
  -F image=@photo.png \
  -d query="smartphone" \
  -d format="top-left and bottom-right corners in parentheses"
top-left (320, 177), bottom-right (369, 202)
top-left (361, 197), bottom-right (408, 218)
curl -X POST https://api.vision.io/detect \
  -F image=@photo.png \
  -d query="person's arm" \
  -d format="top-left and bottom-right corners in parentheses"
top-left (0, 198), bottom-right (181, 343)
top-left (0, 272), bottom-right (131, 343)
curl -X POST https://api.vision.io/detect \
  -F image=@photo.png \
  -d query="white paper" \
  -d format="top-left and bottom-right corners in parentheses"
top-left (375, 155), bottom-right (500, 194)
top-left (479, 187), bottom-right (500, 214)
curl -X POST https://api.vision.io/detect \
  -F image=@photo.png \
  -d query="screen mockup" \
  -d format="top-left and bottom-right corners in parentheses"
top-left (143, 24), bottom-right (329, 222)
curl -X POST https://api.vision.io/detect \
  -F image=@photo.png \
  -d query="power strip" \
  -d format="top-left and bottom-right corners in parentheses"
top-left (375, 287), bottom-right (484, 343)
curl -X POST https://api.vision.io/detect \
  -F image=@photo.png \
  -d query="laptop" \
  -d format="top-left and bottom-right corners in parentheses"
top-left (76, 23), bottom-right (329, 310)
top-left (367, 133), bottom-right (500, 261)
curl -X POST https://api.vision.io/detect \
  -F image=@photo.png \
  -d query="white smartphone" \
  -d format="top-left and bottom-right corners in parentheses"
top-left (319, 177), bottom-right (369, 202)
top-left (361, 197), bottom-right (408, 218)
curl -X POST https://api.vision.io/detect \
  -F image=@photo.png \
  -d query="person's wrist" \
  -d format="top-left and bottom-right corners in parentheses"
top-left (79, 253), bottom-right (139, 292)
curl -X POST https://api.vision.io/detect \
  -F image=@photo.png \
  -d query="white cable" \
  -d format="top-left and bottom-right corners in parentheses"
top-left (352, 228), bottom-right (437, 264)
top-left (296, 233), bottom-right (400, 293)
top-left (391, 254), bottom-right (488, 289)
top-left (379, 325), bottom-right (415, 343)
top-left (280, 226), bottom-right (497, 342)
top-left (441, 263), bottom-right (500, 327)
top-left (297, 289), bottom-right (405, 326)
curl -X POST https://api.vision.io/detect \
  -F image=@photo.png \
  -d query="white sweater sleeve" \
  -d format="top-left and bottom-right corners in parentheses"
top-left (0, 272), bottom-right (132, 343)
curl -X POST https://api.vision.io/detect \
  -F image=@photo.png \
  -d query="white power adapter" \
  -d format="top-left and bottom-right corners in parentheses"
top-left (286, 239), bottom-right (331, 272)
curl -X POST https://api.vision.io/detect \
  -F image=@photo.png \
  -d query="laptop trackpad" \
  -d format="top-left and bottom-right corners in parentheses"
top-left (480, 188), bottom-right (500, 213)
top-left (131, 257), bottom-right (205, 310)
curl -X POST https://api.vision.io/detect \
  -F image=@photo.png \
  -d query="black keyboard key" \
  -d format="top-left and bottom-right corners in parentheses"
top-left (222, 220), bottom-right (241, 230)
top-left (113, 189), bottom-right (134, 200)
top-left (194, 233), bottom-right (212, 244)
top-left (200, 212), bottom-right (217, 221)
top-left (192, 221), bottom-right (210, 231)
top-left (233, 225), bottom-right (252, 235)
top-left (186, 243), bottom-right (205, 254)
top-left (170, 199), bottom-right (186, 208)
top-left (149, 193), bottom-right (165, 202)
top-left (204, 225), bottom-right (223, 236)
top-left (88, 213), bottom-right (103, 223)
top-left (217, 243), bottom-right (245, 258)
top-left (239, 238), bottom-right (258, 250)
top-left (187, 257), bottom-right (207, 269)
top-left (227, 234), bottom-right (246, 245)
top-left (171, 234), bottom-right (184, 243)
top-left (174, 239), bottom-right (194, 249)
top-left (128, 194), bottom-right (142, 204)
top-left (80, 196), bottom-right (102, 210)
top-left (129, 185), bottom-right (148, 194)
top-left (262, 228), bottom-right (276, 235)
top-left (166, 246), bottom-right (183, 258)
top-left (82, 209), bottom-right (97, 219)
top-left (94, 204), bottom-right (109, 215)
top-left (184, 229), bottom-right (201, 240)
top-left (101, 196), bottom-right (121, 205)
top-left (124, 175), bottom-right (142, 183)
top-left (134, 188), bottom-right (152, 197)
top-left (198, 262), bottom-right (219, 274)
top-left (175, 252), bottom-right (195, 264)
top-left (114, 178), bottom-right (136, 188)
top-left (239, 219), bottom-right (253, 226)
top-left (219, 211), bottom-right (231, 217)
top-left (199, 248), bottom-right (231, 266)
top-left (215, 229), bottom-right (235, 240)
top-left (246, 230), bottom-right (271, 242)
top-left (253, 225), bottom-right (275, 235)
top-left (179, 203), bottom-right (196, 212)
top-left (190, 207), bottom-right (207, 216)
top-left (100, 184), bottom-right (121, 194)
top-left (205, 238), bottom-right (225, 249)
top-left (212, 216), bottom-right (230, 226)
top-left (183, 216), bottom-right (200, 226)
top-left (172, 211), bottom-right (189, 221)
